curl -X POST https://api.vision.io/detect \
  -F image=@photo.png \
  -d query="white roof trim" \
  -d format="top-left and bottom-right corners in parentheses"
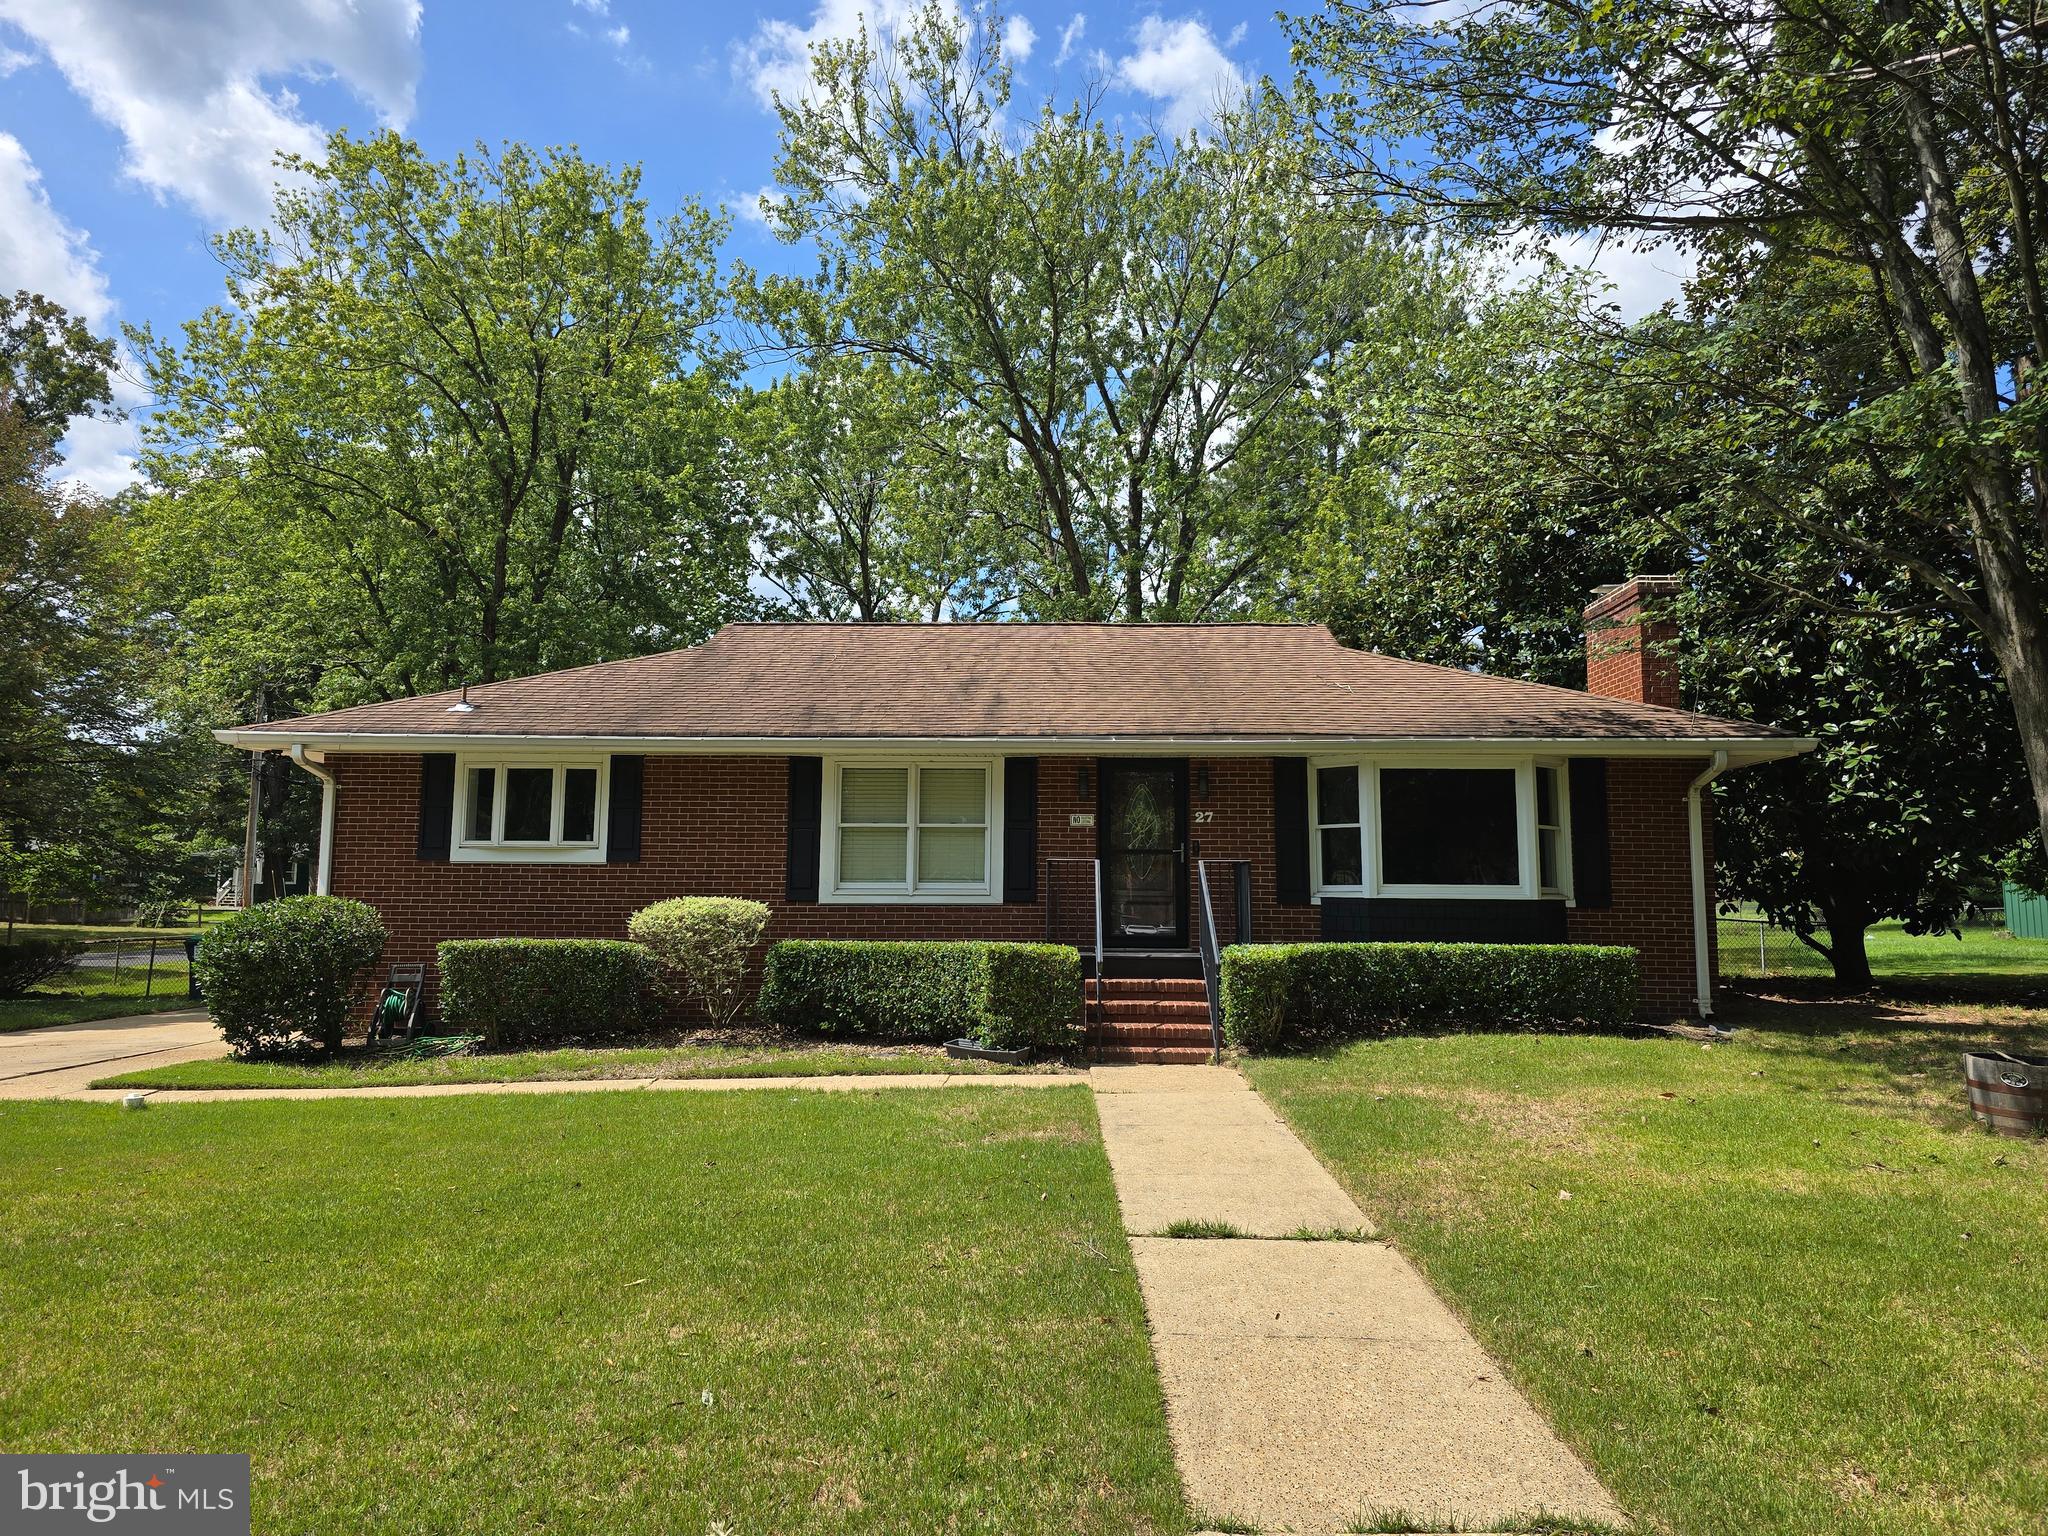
top-left (214, 728), bottom-right (1815, 766)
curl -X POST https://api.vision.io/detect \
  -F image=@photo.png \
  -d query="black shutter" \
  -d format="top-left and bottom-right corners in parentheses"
top-left (1569, 758), bottom-right (1612, 909)
top-left (416, 753), bottom-right (455, 861)
top-left (1273, 757), bottom-right (1310, 906)
top-left (606, 755), bottom-right (644, 864)
top-left (1002, 757), bottom-right (1038, 903)
top-left (786, 756), bottom-right (822, 902)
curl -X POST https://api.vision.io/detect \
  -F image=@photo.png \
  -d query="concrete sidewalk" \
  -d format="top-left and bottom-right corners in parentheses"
top-left (0, 1009), bottom-right (225, 1100)
top-left (1095, 1065), bottom-right (1623, 1534)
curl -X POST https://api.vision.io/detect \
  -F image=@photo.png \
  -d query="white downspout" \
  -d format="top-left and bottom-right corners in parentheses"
top-left (289, 745), bottom-right (338, 896)
top-left (1687, 750), bottom-right (1729, 1021)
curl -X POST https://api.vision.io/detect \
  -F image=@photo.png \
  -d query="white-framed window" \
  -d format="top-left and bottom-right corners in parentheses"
top-left (1309, 755), bottom-right (1576, 902)
top-left (1534, 759), bottom-right (1573, 898)
top-left (821, 757), bottom-right (1000, 902)
top-left (453, 755), bottom-right (608, 864)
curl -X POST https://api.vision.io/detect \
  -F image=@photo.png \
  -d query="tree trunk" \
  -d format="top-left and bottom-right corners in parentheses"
top-left (1826, 921), bottom-right (1874, 990)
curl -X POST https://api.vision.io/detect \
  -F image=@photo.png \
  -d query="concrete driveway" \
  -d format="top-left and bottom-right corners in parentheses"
top-left (0, 1010), bottom-right (225, 1099)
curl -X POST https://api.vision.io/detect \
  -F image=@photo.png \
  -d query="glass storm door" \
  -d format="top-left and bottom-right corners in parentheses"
top-left (1100, 760), bottom-right (1188, 947)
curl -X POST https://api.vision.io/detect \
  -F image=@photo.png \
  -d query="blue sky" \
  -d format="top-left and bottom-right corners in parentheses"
top-left (0, 0), bottom-right (1682, 493)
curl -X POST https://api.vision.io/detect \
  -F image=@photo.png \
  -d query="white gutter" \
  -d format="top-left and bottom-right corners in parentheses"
top-left (217, 727), bottom-right (1817, 764)
top-left (1687, 749), bottom-right (1730, 1021)
top-left (288, 744), bottom-right (338, 897)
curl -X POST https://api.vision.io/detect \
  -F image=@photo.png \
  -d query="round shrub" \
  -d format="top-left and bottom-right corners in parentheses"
top-left (195, 896), bottom-right (387, 1058)
top-left (627, 896), bottom-right (771, 1027)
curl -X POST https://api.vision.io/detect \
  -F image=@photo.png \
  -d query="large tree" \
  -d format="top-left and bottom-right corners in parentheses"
top-left (1308, 263), bottom-right (2033, 985)
top-left (132, 131), bottom-right (749, 711)
top-left (1291, 0), bottom-right (2048, 855)
top-left (745, 1), bottom-right (1433, 619)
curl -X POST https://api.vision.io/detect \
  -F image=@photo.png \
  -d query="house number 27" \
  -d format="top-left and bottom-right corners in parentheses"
top-left (1192, 810), bottom-right (1214, 824)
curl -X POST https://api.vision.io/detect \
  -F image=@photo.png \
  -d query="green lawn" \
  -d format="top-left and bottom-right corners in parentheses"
top-left (0, 1087), bottom-right (1186, 1534)
top-left (5, 909), bottom-right (231, 942)
top-left (100, 1039), bottom-right (1056, 1090)
top-left (1719, 914), bottom-right (2048, 982)
top-left (1247, 1001), bottom-right (2048, 1536)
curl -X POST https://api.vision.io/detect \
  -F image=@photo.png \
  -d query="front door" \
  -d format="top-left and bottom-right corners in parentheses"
top-left (1100, 759), bottom-right (1188, 948)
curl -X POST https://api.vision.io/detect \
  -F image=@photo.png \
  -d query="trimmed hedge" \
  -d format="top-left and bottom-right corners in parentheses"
top-left (194, 896), bottom-right (387, 1058)
top-left (758, 940), bottom-right (1081, 1052)
top-left (437, 938), bottom-right (659, 1048)
top-left (1218, 942), bottom-right (1639, 1053)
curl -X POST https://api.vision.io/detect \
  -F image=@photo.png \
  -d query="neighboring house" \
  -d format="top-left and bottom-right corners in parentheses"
top-left (217, 577), bottom-right (1812, 1039)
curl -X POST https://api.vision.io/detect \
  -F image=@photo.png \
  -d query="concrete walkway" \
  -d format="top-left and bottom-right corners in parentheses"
top-left (0, 1009), bottom-right (225, 1099)
top-left (1093, 1064), bottom-right (1623, 1534)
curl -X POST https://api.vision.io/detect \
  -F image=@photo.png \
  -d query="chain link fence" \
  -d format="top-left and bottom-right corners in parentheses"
top-left (33, 937), bottom-right (198, 1003)
top-left (1717, 916), bottom-right (1832, 980)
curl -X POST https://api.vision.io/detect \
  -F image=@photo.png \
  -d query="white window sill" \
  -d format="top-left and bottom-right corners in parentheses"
top-left (821, 889), bottom-right (999, 905)
top-left (452, 844), bottom-right (606, 865)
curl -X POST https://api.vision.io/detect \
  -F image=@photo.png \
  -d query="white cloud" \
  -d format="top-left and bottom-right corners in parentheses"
top-left (1114, 15), bottom-right (1246, 135)
top-left (1497, 231), bottom-right (1696, 322)
top-left (0, 132), bottom-right (143, 493)
top-left (1002, 14), bottom-right (1036, 60)
top-left (0, 0), bottom-right (423, 228)
top-left (734, 0), bottom-right (936, 110)
top-left (607, 23), bottom-right (632, 47)
top-left (570, 0), bottom-right (610, 11)
top-left (0, 43), bottom-right (33, 74)
top-left (1053, 12), bottom-right (1085, 64)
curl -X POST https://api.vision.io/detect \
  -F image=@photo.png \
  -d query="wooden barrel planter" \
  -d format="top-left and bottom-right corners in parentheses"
top-left (1964, 1052), bottom-right (2048, 1138)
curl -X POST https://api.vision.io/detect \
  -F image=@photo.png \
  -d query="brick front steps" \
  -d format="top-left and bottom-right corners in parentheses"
top-left (1085, 976), bottom-right (1215, 1064)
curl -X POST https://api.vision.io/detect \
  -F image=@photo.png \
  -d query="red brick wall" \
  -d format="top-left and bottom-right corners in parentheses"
top-left (1566, 756), bottom-right (1714, 1015)
top-left (325, 749), bottom-right (1706, 1021)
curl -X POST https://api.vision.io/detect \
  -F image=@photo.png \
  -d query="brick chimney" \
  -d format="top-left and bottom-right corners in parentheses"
top-left (1584, 575), bottom-right (1684, 708)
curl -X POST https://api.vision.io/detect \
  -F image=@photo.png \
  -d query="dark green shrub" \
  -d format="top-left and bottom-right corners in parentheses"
top-left (195, 896), bottom-right (387, 1058)
top-left (758, 940), bottom-right (1081, 1052)
top-left (437, 938), bottom-right (659, 1048)
top-left (1218, 942), bottom-right (1639, 1053)
top-left (0, 937), bottom-right (80, 998)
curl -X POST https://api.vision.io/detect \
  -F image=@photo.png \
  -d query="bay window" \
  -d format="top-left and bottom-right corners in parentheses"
top-left (825, 759), bottom-right (996, 900)
top-left (455, 757), bottom-right (606, 862)
top-left (1309, 756), bottom-right (1575, 900)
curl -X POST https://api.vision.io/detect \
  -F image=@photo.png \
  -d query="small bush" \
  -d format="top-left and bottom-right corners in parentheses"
top-left (758, 940), bottom-right (1081, 1052)
top-left (437, 938), bottom-right (659, 1048)
top-left (195, 896), bottom-right (387, 1058)
top-left (1218, 941), bottom-right (1639, 1053)
top-left (627, 896), bottom-right (771, 1027)
top-left (0, 937), bottom-right (80, 998)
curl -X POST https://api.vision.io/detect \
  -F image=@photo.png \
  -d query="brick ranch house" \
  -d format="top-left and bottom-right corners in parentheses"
top-left (217, 578), bottom-right (1812, 1034)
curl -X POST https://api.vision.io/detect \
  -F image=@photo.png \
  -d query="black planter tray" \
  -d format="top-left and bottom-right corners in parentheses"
top-left (945, 1038), bottom-right (1032, 1065)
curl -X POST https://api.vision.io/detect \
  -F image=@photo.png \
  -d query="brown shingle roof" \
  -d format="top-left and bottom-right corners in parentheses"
top-left (229, 623), bottom-right (1798, 745)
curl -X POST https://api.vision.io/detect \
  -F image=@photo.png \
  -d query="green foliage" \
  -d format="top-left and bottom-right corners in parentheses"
top-left (626, 896), bottom-right (771, 1028)
top-left (436, 938), bottom-right (659, 1048)
top-left (195, 896), bottom-right (386, 1058)
top-left (129, 129), bottom-right (748, 714)
top-left (758, 940), bottom-right (1080, 1052)
top-left (0, 937), bottom-right (81, 999)
top-left (745, 3), bottom-right (1440, 620)
top-left (1290, 0), bottom-right (2048, 856)
top-left (1218, 943), bottom-right (1638, 1053)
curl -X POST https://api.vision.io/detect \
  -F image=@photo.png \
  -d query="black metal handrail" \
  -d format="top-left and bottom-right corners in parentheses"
top-left (1196, 863), bottom-right (1224, 1063)
top-left (1045, 857), bottom-right (1104, 1029)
